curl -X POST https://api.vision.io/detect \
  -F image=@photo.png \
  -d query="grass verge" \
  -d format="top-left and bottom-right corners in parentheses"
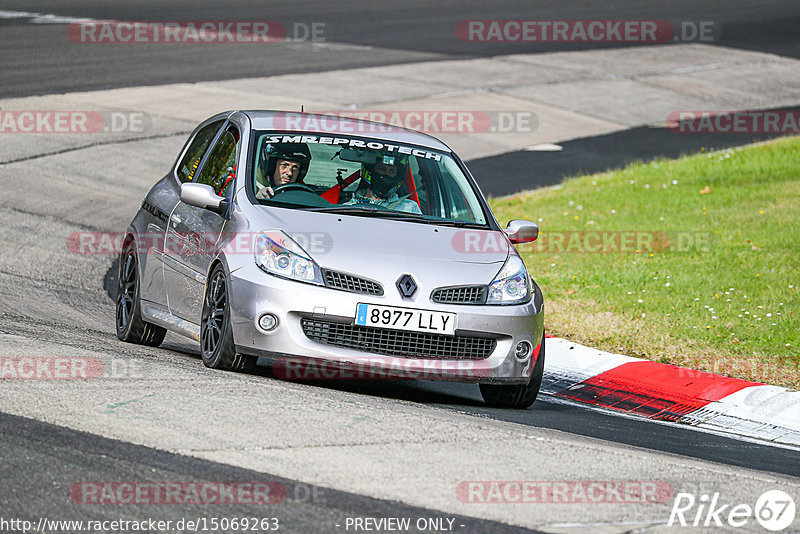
top-left (489, 136), bottom-right (800, 389)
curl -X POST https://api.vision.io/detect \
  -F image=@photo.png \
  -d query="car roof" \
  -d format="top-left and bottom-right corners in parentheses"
top-left (242, 110), bottom-right (451, 152)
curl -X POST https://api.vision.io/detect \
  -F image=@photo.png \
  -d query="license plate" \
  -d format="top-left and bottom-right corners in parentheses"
top-left (355, 303), bottom-right (457, 335)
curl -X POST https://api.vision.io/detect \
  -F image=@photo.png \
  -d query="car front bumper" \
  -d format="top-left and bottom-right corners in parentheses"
top-left (227, 262), bottom-right (544, 384)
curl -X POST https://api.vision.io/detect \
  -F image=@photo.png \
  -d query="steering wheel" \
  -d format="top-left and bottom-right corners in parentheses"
top-left (270, 183), bottom-right (318, 196)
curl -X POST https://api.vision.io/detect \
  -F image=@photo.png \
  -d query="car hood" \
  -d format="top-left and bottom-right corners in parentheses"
top-left (239, 204), bottom-right (511, 289)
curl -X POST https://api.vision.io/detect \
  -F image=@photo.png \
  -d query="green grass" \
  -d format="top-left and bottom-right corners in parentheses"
top-left (489, 136), bottom-right (800, 389)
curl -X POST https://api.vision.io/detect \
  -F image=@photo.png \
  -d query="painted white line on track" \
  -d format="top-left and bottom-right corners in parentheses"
top-left (0, 9), bottom-right (110, 24)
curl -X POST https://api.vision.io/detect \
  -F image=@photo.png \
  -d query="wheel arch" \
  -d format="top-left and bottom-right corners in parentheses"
top-left (203, 255), bottom-right (231, 322)
top-left (206, 254), bottom-right (230, 288)
top-left (119, 229), bottom-right (138, 284)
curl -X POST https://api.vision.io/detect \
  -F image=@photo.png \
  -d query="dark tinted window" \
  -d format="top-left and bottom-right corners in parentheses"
top-left (176, 120), bottom-right (224, 183)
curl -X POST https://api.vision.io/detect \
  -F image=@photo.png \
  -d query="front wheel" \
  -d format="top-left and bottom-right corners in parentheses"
top-left (480, 333), bottom-right (545, 409)
top-left (200, 265), bottom-right (255, 372)
top-left (116, 244), bottom-right (167, 346)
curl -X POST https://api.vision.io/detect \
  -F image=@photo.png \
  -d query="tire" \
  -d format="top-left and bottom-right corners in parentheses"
top-left (480, 333), bottom-right (546, 409)
top-left (200, 264), bottom-right (255, 372)
top-left (116, 243), bottom-right (167, 346)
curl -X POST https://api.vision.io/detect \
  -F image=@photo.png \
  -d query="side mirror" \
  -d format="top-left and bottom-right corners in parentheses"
top-left (180, 183), bottom-right (229, 217)
top-left (504, 220), bottom-right (538, 244)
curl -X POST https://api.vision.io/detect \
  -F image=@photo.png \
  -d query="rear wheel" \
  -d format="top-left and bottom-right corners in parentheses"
top-left (200, 264), bottom-right (255, 372)
top-left (480, 333), bottom-right (545, 409)
top-left (116, 244), bottom-right (167, 346)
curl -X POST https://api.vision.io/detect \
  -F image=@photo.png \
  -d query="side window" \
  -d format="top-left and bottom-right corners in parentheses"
top-left (176, 120), bottom-right (224, 183)
top-left (196, 126), bottom-right (240, 196)
top-left (406, 156), bottom-right (427, 214)
top-left (436, 158), bottom-right (486, 224)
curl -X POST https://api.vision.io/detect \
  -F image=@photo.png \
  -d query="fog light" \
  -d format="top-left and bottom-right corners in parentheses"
top-left (258, 313), bottom-right (278, 331)
top-left (514, 341), bottom-right (532, 360)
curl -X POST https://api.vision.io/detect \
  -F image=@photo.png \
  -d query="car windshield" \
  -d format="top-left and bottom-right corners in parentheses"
top-left (251, 132), bottom-right (488, 226)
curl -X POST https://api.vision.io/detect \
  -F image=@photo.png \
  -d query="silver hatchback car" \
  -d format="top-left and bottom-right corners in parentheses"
top-left (117, 111), bottom-right (545, 408)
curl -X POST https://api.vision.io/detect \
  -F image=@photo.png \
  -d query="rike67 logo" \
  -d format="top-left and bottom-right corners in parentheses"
top-left (668, 490), bottom-right (796, 531)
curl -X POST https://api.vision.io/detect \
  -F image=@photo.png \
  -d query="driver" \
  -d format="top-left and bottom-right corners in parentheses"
top-left (256, 142), bottom-right (311, 199)
top-left (345, 154), bottom-right (422, 214)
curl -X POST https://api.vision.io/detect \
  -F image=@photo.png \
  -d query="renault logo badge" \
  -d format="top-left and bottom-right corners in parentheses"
top-left (396, 274), bottom-right (417, 298)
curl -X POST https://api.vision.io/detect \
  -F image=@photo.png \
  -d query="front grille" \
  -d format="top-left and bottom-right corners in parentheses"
top-left (324, 270), bottom-right (383, 295)
top-left (431, 285), bottom-right (487, 304)
top-left (301, 318), bottom-right (495, 360)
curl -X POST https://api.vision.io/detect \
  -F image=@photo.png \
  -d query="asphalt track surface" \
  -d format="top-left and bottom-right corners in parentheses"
top-left (4, 369), bottom-right (800, 528)
top-left (1, 0), bottom-right (799, 97)
top-left (3, 1), bottom-right (798, 192)
top-left (1, 412), bottom-right (535, 534)
top-left (98, 260), bottom-right (800, 481)
top-left (467, 113), bottom-right (799, 196)
top-left (2, 1), bottom-right (800, 531)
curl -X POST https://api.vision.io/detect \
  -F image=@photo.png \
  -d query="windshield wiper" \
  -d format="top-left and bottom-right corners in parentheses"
top-left (306, 206), bottom-right (488, 227)
top-left (420, 219), bottom-right (487, 228)
top-left (306, 206), bottom-right (425, 219)
top-left (307, 205), bottom-right (382, 214)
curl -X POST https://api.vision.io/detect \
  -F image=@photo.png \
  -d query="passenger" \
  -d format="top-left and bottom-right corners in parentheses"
top-left (346, 155), bottom-right (422, 214)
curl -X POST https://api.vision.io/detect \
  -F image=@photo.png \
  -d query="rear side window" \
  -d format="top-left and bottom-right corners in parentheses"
top-left (176, 120), bottom-right (224, 183)
top-left (196, 125), bottom-right (240, 196)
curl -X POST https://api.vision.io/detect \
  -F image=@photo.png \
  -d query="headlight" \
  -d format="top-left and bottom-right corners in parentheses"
top-left (486, 254), bottom-right (531, 305)
top-left (254, 230), bottom-right (324, 285)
